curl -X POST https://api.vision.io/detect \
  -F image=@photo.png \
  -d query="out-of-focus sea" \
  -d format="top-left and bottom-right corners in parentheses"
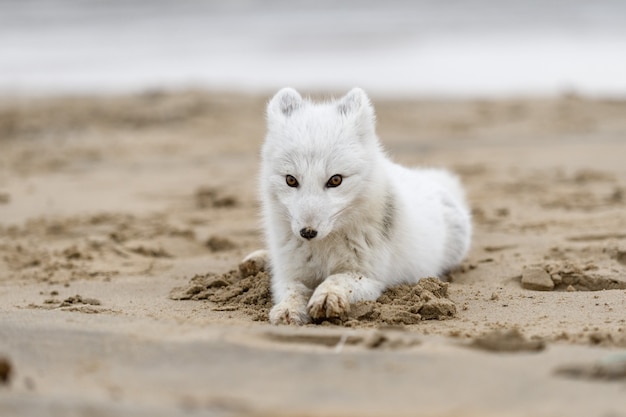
top-left (1, 0), bottom-right (625, 97)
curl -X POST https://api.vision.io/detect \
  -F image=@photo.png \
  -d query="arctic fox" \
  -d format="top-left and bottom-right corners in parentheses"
top-left (258, 87), bottom-right (472, 325)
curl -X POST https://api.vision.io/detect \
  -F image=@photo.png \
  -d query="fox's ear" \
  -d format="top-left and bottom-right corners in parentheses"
top-left (267, 87), bottom-right (302, 119)
top-left (337, 88), bottom-right (375, 135)
top-left (337, 88), bottom-right (371, 117)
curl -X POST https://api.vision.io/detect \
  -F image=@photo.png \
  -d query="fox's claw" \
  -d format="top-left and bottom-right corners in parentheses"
top-left (269, 302), bottom-right (310, 325)
top-left (307, 287), bottom-right (350, 319)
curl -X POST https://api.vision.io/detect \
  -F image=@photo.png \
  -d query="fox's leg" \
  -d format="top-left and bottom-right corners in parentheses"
top-left (269, 279), bottom-right (313, 325)
top-left (243, 249), bottom-right (313, 325)
top-left (307, 272), bottom-right (385, 320)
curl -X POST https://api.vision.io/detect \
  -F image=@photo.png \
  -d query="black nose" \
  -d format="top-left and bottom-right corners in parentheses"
top-left (300, 228), bottom-right (318, 240)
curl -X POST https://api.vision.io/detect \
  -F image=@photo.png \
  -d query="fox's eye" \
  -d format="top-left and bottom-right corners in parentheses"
top-left (326, 174), bottom-right (342, 188)
top-left (286, 175), bottom-right (299, 188)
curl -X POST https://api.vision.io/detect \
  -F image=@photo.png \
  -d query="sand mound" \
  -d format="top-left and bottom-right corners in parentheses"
top-left (469, 329), bottom-right (546, 352)
top-left (546, 262), bottom-right (626, 291)
top-left (170, 263), bottom-right (456, 326)
top-left (169, 270), bottom-right (273, 321)
top-left (521, 261), bottom-right (626, 292)
top-left (345, 278), bottom-right (456, 326)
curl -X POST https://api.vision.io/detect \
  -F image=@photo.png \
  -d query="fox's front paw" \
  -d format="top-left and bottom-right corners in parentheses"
top-left (307, 285), bottom-right (350, 320)
top-left (269, 301), bottom-right (311, 325)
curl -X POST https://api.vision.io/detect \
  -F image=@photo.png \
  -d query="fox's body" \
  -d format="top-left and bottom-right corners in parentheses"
top-left (259, 88), bottom-right (471, 325)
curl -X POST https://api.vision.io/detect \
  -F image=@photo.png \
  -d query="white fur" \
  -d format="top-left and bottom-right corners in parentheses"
top-left (259, 88), bottom-right (472, 325)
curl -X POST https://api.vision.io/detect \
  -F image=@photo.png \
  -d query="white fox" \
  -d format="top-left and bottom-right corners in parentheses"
top-left (256, 87), bottom-right (472, 325)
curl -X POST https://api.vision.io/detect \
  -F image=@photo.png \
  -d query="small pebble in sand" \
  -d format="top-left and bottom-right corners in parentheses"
top-left (521, 267), bottom-right (554, 291)
top-left (0, 357), bottom-right (12, 384)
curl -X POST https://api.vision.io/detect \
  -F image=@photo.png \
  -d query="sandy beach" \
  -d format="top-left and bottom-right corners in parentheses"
top-left (1, 91), bottom-right (625, 416)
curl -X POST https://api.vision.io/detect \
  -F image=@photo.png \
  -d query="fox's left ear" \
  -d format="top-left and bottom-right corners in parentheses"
top-left (337, 88), bottom-right (376, 135)
top-left (267, 87), bottom-right (303, 120)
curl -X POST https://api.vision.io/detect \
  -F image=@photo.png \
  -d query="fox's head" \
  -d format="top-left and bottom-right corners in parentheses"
top-left (261, 88), bottom-right (383, 241)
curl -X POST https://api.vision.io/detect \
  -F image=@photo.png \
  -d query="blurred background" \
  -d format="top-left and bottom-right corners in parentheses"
top-left (1, 0), bottom-right (626, 98)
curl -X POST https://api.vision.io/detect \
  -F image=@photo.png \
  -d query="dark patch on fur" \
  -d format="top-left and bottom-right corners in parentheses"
top-left (306, 254), bottom-right (313, 263)
top-left (363, 233), bottom-right (373, 249)
top-left (342, 234), bottom-right (353, 253)
top-left (342, 234), bottom-right (363, 265)
top-left (352, 247), bottom-right (362, 264)
top-left (381, 192), bottom-right (396, 240)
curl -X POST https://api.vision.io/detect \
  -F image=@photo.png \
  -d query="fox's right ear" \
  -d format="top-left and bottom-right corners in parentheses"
top-left (267, 88), bottom-right (302, 119)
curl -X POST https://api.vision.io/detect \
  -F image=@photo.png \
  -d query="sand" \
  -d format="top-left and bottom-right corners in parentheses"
top-left (1, 91), bottom-right (626, 416)
top-left (169, 263), bottom-right (456, 326)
